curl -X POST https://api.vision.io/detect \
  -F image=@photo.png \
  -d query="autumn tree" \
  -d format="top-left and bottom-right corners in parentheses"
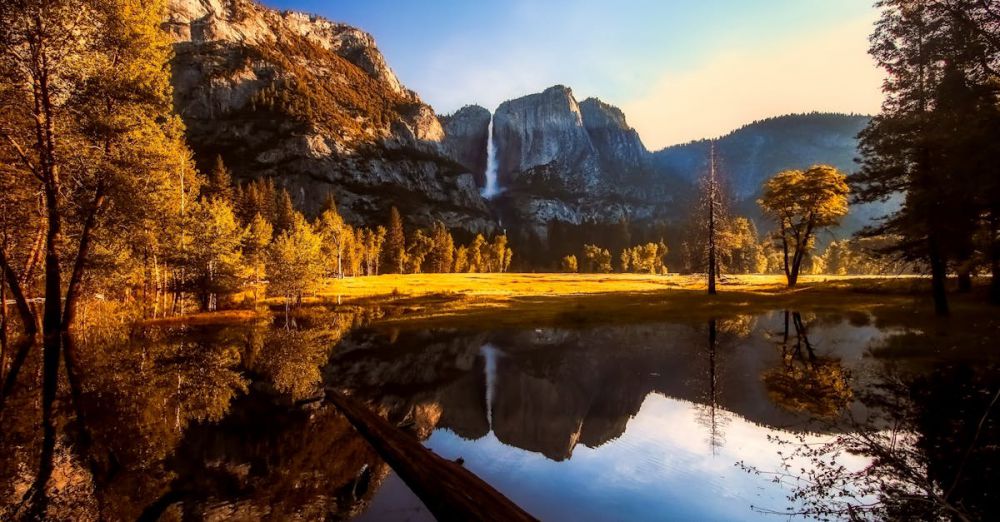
top-left (203, 155), bottom-right (235, 203)
top-left (427, 221), bottom-right (455, 273)
top-left (453, 245), bottom-right (470, 273)
top-left (759, 165), bottom-right (849, 287)
top-left (314, 195), bottom-right (350, 278)
top-left (273, 188), bottom-right (296, 236)
top-left (186, 198), bottom-right (246, 311)
top-left (488, 234), bottom-right (513, 273)
top-left (268, 213), bottom-right (323, 308)
top-left (0, 0), bottom-right (201, 508)
top-left (468, 234), bottom-right (487, 273)
top-left (384, 206), bottom-right (406, 274)
top-left (620, 242), bottom-right (668, 274)
top-left (718, 218), bottom-right (768, 274)
top-left (242, 213), bottom-right (272, 306)
top-left (357, 226), bottom-right (386, 276)
top-left (236, 178), bottom-right (277, 226)
top-left (561, 255), bottom-right (578, 273)
top-left (405, 229), bottom-right (434, 273)
top-left (583, 244), bottom-right (613, 273)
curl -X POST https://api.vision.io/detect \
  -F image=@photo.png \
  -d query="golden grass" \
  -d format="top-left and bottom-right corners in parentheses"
top-left (314, 273), bottom-right (923, 301)
top-left (294, 273), bottom-right (946, 330)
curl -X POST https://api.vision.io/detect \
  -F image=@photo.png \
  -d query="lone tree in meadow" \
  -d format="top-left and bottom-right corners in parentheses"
top-left (759, 165), bottom-right (849, 287)
top-left (702, 142), bottom-right (724, 294)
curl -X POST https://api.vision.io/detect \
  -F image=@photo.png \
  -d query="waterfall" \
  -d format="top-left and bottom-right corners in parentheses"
top-left (481, 115), bottom-right (500, 199)
top-left (481, 344), bottom-right (500, 429)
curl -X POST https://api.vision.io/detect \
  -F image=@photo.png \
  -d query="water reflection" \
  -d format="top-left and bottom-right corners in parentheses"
top-left (0, 306), bottom-right (996, 520)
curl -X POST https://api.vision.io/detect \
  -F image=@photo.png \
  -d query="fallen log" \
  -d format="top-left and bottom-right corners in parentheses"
top-left (326, 388), bottom-right (537, 521)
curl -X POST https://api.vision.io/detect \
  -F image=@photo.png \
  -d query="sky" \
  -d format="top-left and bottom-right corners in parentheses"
top-left (264, 1), bottom-right (885, 148)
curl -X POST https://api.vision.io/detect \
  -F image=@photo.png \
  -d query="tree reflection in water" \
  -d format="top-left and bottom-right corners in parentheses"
top-left (694, 316), bottom-right (756, 455)
top-left (0, 307), bottom-right (379, 521)
top-left (1, 306), bottom-right (998, 520)
top-left (762, 311), bottom-right (853, 419)
top-left (744, 313), bottom-right (999, 521)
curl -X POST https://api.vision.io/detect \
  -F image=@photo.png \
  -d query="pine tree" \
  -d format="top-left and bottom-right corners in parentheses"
top-left (851, 0), bottom-right (995, 314)
top-left (273, 188), bottom-right (296, 236)
top-left (704, 142), bottom-right (722, 294)
top-left (204, 155), bottom-right (235, 203)
top-left (428, 221), bottom-right (454, 273)
top-left (384, 206), bottom-right (406, 273)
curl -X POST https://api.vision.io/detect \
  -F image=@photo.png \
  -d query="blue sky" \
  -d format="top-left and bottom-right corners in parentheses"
top-left (264, 1), bottom-right (884, 148)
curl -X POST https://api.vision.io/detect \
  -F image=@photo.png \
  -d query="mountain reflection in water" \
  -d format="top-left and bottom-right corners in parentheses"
top-left (0, 307), bottom-right (997, 520)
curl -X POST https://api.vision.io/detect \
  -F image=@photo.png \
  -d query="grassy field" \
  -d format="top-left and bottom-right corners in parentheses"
top-left (297, 273), bottom-right (953, 329)
top-left (315, 273), bottom-right (925, 301)
top-left (145, 272), bottom-right (996, 334)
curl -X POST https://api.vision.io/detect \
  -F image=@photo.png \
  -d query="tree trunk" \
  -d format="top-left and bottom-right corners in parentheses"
top-left (788, 248), bottom-right (802, 288)
top-left (62, 187), bottom-right (104, 331)
top-left (0, 248), bottom-right (37, 334)
top-left (780, 226), bottom-right (792, 286)
top-left (929, 235), bottom-right (950, 316)
top-left (0, 265), bottom-right (7, 384)
top-left (707, 142), bottom-right (718, 295)
top-left (991, 214), bottom-right (1000, 305)
top-left (19, 223), bottom-right (45, 289)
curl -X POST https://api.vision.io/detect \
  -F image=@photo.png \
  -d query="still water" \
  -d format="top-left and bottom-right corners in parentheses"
top-left (0, 306), bottom-right (997, 520)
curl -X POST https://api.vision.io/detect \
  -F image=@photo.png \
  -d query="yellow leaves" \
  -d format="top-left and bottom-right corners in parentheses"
top-left (268, 213), bottom-right (324, 298)
top-left (761, 164), bottom-right (850, 226)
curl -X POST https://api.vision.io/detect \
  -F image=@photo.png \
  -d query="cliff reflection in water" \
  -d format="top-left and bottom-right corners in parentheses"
top-left (1, 307), bottom-right (997, 520)
top-left (335, 311), bottom-right (998, 521)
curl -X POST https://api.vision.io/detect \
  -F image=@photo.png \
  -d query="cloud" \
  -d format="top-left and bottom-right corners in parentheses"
top-left (621, 15), bottom-right (884, 149)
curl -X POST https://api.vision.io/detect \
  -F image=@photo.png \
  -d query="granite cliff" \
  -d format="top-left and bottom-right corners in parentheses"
top-left (164, 0), bottom-right (493, 233)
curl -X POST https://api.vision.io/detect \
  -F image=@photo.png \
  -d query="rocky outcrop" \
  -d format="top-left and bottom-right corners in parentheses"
top-left (579, 97), bottom-right (647, 173)
top-left (164, 0), bottom-right (493, 232)
top-left (486, 86), bottom-right (664, 251)
top-left (493, 85), bottom-right (599, 193)
top-left (440, 105), bottom-right (492, 186)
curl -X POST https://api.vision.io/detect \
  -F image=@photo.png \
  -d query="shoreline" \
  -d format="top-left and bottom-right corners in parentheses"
top-left (130, 273), bottom-right (990, 330)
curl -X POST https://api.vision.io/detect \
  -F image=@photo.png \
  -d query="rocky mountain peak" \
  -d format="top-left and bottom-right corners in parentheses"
top-left (579, 97), bottom-right (647, 173)
top-left (579, 97), bottom-right (629, 129)
top-left (165, 0), bottom-right (405, 96)
top-left (440, 105), bottom-right (492, 185)
top-left (493, 85), bottom-right (595, 188)
top-left (163, 0), bottom-right (492, 234)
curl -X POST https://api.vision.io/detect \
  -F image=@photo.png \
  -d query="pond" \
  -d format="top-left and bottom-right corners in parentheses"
top-left (0, 305), bottom-right (997, 520)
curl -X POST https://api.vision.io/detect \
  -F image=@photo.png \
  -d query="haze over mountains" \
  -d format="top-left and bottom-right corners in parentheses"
top-left (165, 0), bottom-right (877, 265)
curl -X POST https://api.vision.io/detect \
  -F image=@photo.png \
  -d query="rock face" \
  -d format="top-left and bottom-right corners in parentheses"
top-left (487, 86), bottom-right (662, 256)
top-left (440, 105), bottom-right (492, 187)
top-left (494, 85), bottom-right (600, 192)
top-left (579, 97), bottom-right (647, 174)
top-left (164, 0), bottom-right (492, 233)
